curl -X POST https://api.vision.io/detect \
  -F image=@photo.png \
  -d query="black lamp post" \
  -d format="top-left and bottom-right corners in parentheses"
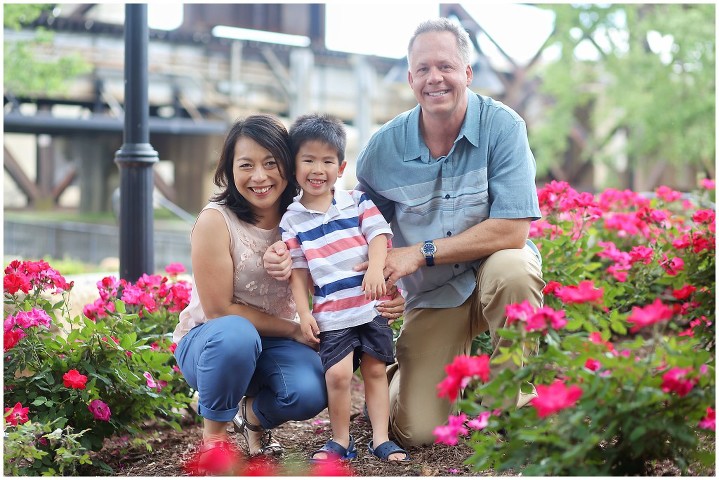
top-left (114, 4), bottom-right (158, 282)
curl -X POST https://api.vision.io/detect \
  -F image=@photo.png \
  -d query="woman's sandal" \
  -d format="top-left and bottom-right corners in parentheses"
top-left (368, 440), bottom-right (411, 462)
top-left (310, 435), bottom-right (358, 463)
top-left (232, 396), bottom-right (284, 457)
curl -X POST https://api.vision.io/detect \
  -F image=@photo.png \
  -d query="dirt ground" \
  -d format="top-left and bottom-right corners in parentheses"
top-left (78, 375), bottom-right (479, 476)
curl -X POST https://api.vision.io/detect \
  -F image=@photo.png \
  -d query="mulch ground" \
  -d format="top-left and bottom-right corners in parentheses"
top-left (78, 375), bottom-right (481, 476)
top-left (76, 373), bottom-right (714, 476)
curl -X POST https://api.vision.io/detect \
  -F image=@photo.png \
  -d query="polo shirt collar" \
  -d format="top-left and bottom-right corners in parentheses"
top-left (403, 88), bottom-right (480, 163)
top-left (287, 188), bottom-right (353, 213)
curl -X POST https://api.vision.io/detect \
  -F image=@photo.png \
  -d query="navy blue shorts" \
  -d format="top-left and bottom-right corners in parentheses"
top-left (318, 315), bottom-right (395, 373)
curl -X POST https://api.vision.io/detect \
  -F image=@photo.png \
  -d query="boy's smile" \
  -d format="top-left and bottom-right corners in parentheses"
top-left (295, 140), bottom-right (346, 210)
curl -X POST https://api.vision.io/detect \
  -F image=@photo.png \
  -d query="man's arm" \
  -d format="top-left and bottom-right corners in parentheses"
top-left (383, 218), bottom-right (531, 286)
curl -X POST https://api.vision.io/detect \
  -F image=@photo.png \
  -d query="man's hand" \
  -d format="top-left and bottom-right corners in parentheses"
top-left (263, 241), bottom-right (292, 281)
top-left (354, 245), bottom-right (422, 287)
top-left (376, 285), bottom-right (405, 323)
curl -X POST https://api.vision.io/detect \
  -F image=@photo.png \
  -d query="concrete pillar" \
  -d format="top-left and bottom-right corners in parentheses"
top-left (71, 134), bottom-right (120, 213)
top-left (166, 134), bottom-right (220, 214)
top-left (353, 54), bottom-right (374, 149)
top-left (289, 48), bottom-right (314, 120)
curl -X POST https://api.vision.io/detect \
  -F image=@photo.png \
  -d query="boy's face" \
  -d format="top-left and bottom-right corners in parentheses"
top-left (295, 140), bottom-right (346, 198)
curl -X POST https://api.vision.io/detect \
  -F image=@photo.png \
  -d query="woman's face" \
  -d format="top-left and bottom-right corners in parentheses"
top-left (232, 136), bottom-right (288, 225)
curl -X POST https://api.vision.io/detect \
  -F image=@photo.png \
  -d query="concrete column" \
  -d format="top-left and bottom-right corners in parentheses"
top-left (72, 134), bottom-right (119, 213)
top-left (167, 134), bottom-right (220, 214)
top-left (289, 48), bottom-right (314, 119)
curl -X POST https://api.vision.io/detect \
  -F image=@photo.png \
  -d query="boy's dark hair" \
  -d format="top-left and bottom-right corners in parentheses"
top-left (288, 113), bottom-right (347, 163)
top-left (211, 114), bottom-right (298, 225)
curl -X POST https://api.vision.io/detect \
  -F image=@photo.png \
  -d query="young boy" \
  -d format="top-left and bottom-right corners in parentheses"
top-left (279, 113), bottom-right (410, 463)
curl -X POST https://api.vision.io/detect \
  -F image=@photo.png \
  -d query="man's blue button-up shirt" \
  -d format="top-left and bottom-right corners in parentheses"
top-left (356, 89), bottom-right (541, 312)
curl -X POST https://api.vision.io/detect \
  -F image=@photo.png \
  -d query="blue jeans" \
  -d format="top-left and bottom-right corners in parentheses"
top-left (174, 315), bottom-right (327, 428)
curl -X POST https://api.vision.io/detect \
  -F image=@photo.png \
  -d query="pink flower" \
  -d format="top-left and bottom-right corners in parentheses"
top-left (169, 342), bottom-right (177, 354)
top-left (543, 280), bottom-right (563, 295)
top-left (659, 254), bottom-right (684, 276)
top-left (63, 369), bottom-right (88, 389)
top-left (507, 301), bottom-right (567, 333)
top-left (433, 414), bottom-right (468, 445)
top-left (584, 358), bottom-right (602, 372)
top-left (692, 209), bottom-right (715, 225)
top-left (88, 399), bottom-right (112, 421)
top-left (555, 280), bottom-right (604, 304)
top-left (660, 367), bottom-right (696, 397)
top-left (655, 185), bottom-right (683, 202)
top-left (505, 300), bottom-right (536, 323)
top-left (4, 329), bottom-right (26, 351)
top-left (700, 178), bottom-right (715, 190)
top-left (165, 262), bottom-right (186, 275)
top-left (4, 402), bottom-right (30, 426)
top-left (672, 284), bottom-right (697, 301)
top-left (467, 411), bottom-right (492, 430)
top-left (531, 380), bottom-right (583, 418)
top-left (10, 308), bottom-right (52, 330)
top-left (627, 299), bottom-right (674, 333)
top-left (436, 354), bottom-right (491, 401)
top-left (629, 246), bottom-right (654, 265)
top-left (3, 272), bottom-right (31, 295)
top-left (143, 371), bottom-right (159, 389)
top-left (698, 407), bottom-right (715, 430)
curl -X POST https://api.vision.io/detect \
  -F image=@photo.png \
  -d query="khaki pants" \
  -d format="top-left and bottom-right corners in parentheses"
top-left (388, 245), bottom-right (545, 447)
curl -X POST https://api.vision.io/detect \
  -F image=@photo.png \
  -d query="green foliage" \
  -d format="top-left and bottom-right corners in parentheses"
top-left (4, 4), bottom-right (91, 98)
top-left (3, 3), bottom-right (51, 29)
top-left (443, 181), bottom-right (715, 475)
top-left (532, 4), bottom-right (715, 181)
top-left (3, 261), bottom-right (194, 475)
top-left (3, 419), bottom-right (92, 476)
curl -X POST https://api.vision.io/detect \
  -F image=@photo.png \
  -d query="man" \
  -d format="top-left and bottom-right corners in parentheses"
top-left (265, 17), bottom-right (544, 447)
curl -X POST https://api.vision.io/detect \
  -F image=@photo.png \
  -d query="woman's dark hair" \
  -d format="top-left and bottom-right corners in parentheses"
top-left (211, 114), bottom-right (298, 224)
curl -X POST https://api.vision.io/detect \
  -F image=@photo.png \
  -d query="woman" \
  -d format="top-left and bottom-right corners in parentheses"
top-left (172, 114), bottom-right (404, 472)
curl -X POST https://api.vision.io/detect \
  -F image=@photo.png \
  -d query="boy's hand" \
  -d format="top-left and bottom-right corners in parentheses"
top-left (299, 314), bottom-right (321, 344)
top-left (264, 241), bottom-right (292, 281)
top-left (362, 266), bottom-right (387, 300)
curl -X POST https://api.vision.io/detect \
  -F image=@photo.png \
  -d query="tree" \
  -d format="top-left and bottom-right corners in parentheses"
top-left (531, 4), bottom-right (715, 190)
top-left (4, 4), bottom-right (91, 99)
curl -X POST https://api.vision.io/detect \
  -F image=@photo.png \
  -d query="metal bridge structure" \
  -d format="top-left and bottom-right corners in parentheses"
top-left (4, 4), bottom-right (514, 215)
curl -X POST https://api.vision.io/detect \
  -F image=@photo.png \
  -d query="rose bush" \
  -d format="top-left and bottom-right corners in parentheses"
top-left (3, 261), bottom-right (194, 475)
top-left (433, 179), bottom-right (716, 475)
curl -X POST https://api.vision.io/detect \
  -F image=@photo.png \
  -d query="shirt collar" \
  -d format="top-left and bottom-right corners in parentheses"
top-left (288, 188), bottom-right (353, 212)
top-left (403, 88), bottom-right (480, 163)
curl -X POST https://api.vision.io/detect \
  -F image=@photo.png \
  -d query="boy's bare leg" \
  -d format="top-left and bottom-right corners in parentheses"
top-left (361, 354), bottom-right (405, 461)
top-left (314, 352), bottom-right (354, 460)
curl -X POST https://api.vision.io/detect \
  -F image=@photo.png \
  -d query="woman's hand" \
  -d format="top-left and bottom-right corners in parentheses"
top-left (263, 241), bottom-right (292, 281)
top-left (291, 321), bottom-right (319, 350)
top-left (376, 285), bottom-right (405, 323)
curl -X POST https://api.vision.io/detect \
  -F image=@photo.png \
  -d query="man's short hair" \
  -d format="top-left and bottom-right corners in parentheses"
top-left (289, 113), bottom-right (347, 163)
top-left (408, 17), bottom-right (472, 66)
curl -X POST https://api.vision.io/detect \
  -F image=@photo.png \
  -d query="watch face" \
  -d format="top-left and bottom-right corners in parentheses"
top-left (422, 242), bottom-right (436, 255)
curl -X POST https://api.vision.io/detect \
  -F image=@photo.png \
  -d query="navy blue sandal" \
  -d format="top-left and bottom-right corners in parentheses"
top-left (310, 435), bottom-right (357, 463)
top-left (368, 440), bottom-right (411, 462)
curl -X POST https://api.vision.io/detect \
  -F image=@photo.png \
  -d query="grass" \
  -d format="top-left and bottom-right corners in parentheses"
top-left (3, 255), bottom-right (108, 275)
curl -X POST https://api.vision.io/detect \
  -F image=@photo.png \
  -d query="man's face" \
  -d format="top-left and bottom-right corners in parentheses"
top-left (408, 31), bottom-right (473, 120)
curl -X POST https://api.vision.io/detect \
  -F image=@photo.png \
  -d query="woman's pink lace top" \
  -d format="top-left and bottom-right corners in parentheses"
top-left (172, 202), bottom-right (296, 343)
